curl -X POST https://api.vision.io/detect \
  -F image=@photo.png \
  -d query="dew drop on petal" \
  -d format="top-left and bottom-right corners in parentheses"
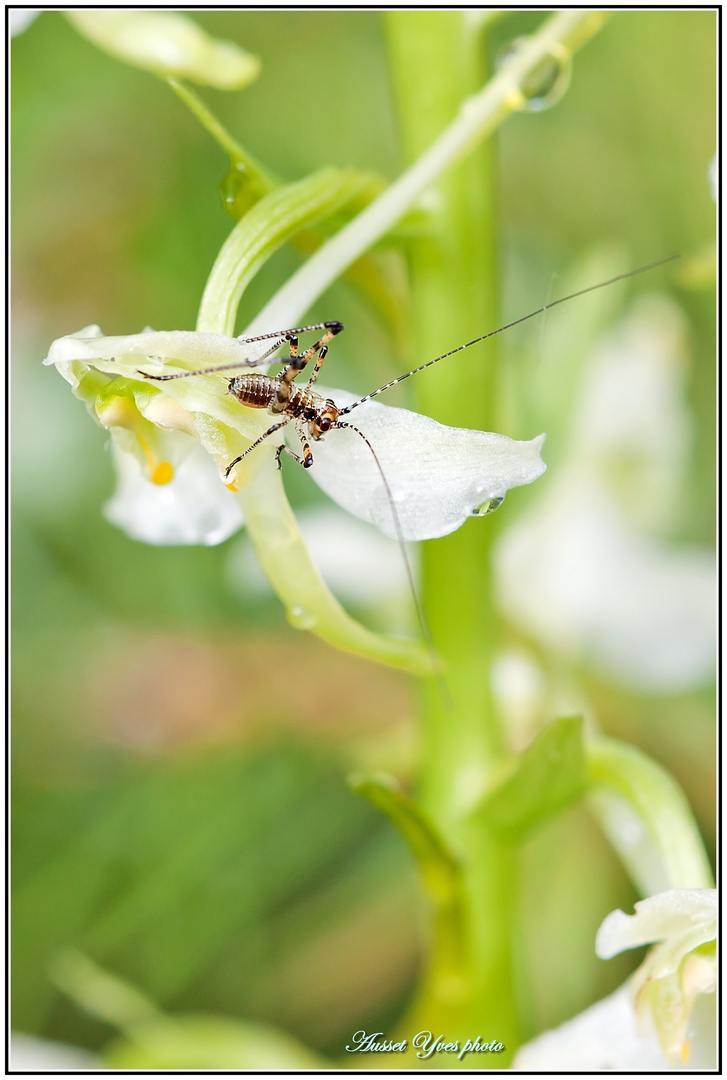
top-left (471, 495), bottom-right (505, 517)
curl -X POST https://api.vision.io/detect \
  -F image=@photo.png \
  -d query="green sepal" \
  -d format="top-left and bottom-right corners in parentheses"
top-left (477, 716), bottom-right (587, 838)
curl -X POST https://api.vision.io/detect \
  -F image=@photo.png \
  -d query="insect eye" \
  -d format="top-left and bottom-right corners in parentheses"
top-left (319, 417), bottom-right (332, 432)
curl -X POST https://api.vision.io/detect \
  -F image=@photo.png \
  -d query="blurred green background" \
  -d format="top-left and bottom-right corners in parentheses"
top-left (11, 10), bottom-right (715, 1062)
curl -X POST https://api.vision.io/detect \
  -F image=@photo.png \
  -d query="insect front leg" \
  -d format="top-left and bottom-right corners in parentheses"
top-left (271, 322), bottom-right (343, 414)
top-left (305, 345), bottom-right (328, 390)
top-left (224, 418), bottom-right (291, 479)
top-left (275, 442), bottom-right (311, 470)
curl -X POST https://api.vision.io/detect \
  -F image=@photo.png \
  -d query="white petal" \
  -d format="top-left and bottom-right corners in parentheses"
top-left (45, 327), bottom-right (274, 373)
top-left (596, 889), bottom-right (716, 960)
top-left (304, 390), bottom-right (546, 541)
top-left (104, 442), bottom-right (244, 546)
top-left (495, 474), bottom-right (716, 691)
top-left (66, 11), bottom-right (260, 89)
top-left (46, 327), bottom-right (274, 445)
top-left (10, 1033), bottom-right (101, 1071)
top-left (512, 985), bottom-right (669, 1070)
top-left (10, 10), bottom-right (40, 36)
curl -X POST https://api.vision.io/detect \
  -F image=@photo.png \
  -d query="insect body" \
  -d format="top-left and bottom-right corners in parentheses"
top-left (138, 319), bottom-right (371, 479)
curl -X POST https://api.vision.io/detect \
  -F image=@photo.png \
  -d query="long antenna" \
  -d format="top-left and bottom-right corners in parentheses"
top-left (336, 420), bottom-right (452, 707)
top-left (338, 253), bottom-right (680, 416)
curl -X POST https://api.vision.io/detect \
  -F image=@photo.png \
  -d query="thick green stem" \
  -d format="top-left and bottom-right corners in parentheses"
top-left (250, 11), bottom-right (607, 335)
top-left (385, 11), bottom-right (514, 1065)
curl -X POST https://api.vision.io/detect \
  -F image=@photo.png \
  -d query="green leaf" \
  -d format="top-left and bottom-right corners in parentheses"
top-left (50, 949), bottom-right (159, 1030)
top-left (104, 1016), bottom-right (325, 1070)
top-left (478, 716), bottom-right (587, 838)
top-left (50, 949), bottom-right (325, 1069)
top-left (350, 773), bottom-right (461, 906)
top-left (350, 774), bottom-right (468, 1002)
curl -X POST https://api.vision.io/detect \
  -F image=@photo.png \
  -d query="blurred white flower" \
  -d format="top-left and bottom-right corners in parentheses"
top-left (597, 888), bottom-right (716, 1065)
top-left (708, 154), bottom-right (717, 203)
top-left (10, 1032), bottom-right (101, 1070)
top-left (65, 11), bottom-right (260, 89)
top-left (514, 889), bottom-right (716, 1070)
top-left (495, 297), bottom-right (716, 691)
top-left (46, 328), bottom-right (546, 546)
top-left (9, 10), bottom-right (40, 36)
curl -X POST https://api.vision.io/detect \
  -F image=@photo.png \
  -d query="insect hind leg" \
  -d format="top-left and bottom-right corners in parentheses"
top-left (273, 423), bottom-right (314, 470)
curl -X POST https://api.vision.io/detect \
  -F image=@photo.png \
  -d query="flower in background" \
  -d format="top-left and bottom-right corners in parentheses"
top-left (9, 10), bottom-right (40, 36)
top-left (514, 888), bottom-right (716, 1070)
top-left (11, 10), bottom-right (260, 89)
top-left (10, 1033), bottom-right (101, 1071)
top-left (495, 295), bottom-right (715, 692)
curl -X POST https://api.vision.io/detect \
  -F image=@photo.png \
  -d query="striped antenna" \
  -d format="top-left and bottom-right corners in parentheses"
top-left (337, 253), bottom-right (680, 416)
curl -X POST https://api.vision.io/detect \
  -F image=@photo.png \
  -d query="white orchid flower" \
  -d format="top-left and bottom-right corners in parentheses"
top-left (495, 296), bottom-right (716, 692)
top-left (513, 888), bottom-right (716, 1070)
top-left (45, 327), bottom-right (546, 547)
top-left (597, 889), bottom-right (717, 1065)
top-left (42, 15), bottom-right (603, 668)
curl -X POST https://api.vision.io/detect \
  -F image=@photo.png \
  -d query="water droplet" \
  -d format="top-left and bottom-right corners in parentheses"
top-left (219, 159), bottom-right (265, 220)
top-left (289, 604), bottom-right (316, 630)
top-left (496, 37), bottom-right (572, 112)
top-left (471, 495), bottom-right (505, 517)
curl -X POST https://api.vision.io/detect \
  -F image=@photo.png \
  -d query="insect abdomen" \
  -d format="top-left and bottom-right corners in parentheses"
top-left (229, 374), bottom-right (276, 409)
